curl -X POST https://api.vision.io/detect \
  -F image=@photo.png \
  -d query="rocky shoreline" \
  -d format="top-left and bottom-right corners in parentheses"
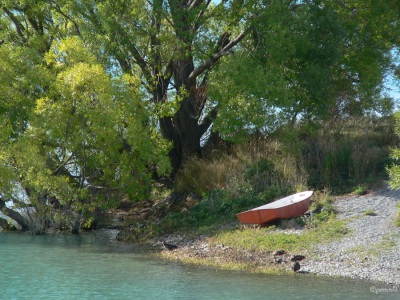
top-left (302, 185), bottom-right (400, 285)
top-left (156, 184), bottom-right (400, 285)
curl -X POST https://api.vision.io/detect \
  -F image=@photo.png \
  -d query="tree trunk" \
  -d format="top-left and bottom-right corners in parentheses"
top-left (160, 101), bottom-right (204, 172)
top-left (159, 57), bottom-right (207, 172)
top-left (0, 199), bottom-right (28, 230)
top-left (0, 217), bottom-right (16, 230)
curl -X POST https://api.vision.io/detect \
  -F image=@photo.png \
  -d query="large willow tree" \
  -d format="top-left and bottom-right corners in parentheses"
top-left (72, 0), bottom-right (257, 170)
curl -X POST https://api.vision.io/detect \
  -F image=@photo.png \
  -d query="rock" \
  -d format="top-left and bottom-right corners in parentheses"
top-left (273, 250), bottom-right (286, 256)
top-left (293, 262), bottom-right (301, 272)
top-left (291, 255), bottom-right (306, 262)
top-left (274, 257), bottom-right (283, 264)
top-left (163, 241), bottom-right (178, 250)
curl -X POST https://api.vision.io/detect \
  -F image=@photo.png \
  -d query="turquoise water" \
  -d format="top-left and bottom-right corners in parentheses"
top-left (0, 230), bottom-right (397, 300)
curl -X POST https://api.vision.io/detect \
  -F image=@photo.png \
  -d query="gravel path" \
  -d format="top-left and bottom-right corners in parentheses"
top-left (302, 185), bottom-right (400, 285)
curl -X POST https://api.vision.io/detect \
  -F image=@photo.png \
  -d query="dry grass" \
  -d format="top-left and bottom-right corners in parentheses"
top-left (300, 116), bottom-right (396, 192)
top-left (177, 116), bottom-right (395, 196)
top-left (176, 138), bottom-right (307, 195)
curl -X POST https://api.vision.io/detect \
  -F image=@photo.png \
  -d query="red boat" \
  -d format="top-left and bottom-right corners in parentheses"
top-left (237, 191), bottom-right (313, 226)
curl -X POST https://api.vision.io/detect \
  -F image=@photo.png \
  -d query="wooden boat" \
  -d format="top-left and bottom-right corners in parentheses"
top-left (237, 191), bottom-right (313, 226)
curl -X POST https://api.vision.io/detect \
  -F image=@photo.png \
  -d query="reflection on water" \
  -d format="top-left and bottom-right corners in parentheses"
top-left (0, 230), bottom-right (397, 300)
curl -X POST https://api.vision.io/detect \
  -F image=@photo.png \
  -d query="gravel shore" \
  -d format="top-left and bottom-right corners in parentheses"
top-left (159, 184), bottom-right (400, 285)
top-left (301, 184), bottom-right (400, 285)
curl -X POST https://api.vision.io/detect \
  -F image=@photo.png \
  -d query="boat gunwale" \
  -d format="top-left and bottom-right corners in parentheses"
top-left (247, 191), bottom-right (313, 211)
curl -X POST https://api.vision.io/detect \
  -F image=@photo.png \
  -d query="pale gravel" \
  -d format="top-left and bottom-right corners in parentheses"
top-left (301, 184), bottom-right (400, 285)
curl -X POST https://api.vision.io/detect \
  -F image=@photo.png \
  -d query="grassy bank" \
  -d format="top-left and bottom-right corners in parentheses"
top-left (211, 219), bottom-right (349, 254)
top-left (157, 190), bottom-right (350, 274)
top-left (118, 116), bottom-right (396, 272)
top-left (158, 217), bottom-right (350, 274)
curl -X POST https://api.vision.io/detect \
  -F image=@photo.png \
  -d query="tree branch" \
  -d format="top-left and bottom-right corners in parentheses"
top-left (130, 45), bottom-right (152, 82)
top-left (0, 198), bottom-right (28, 229)
top-left (3, 7), bottom-right (27, 42)
top-left (188, 28), bottom-right (249, 81)
top-left (52, 153), bottom-right (74, 176)
top-left (27, 16), bottom-right (41, 33)
top-left (50, 1), bottom-right (82, 37)
top-left (198, 106), bottom-right (217, 136)
top-left (188, 0), bottom-right (206, 9)
top-left (192, 0), bottom-right (212, 32)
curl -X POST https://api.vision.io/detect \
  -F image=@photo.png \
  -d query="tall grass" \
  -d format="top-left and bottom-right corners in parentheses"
top-left (176, 138), bottom-right (307, 197)
top-left (300, 116), bottom-right (396, 192)
top-left (177, 116), bottom-right (395, 197)
top-left (159, 138), bottom-right (309, 235)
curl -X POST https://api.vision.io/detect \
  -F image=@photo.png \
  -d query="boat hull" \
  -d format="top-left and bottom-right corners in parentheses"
top-left (237, 191), bottom-right (313, 226)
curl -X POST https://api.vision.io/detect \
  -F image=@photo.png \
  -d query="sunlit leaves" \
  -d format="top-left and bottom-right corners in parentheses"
top-left (0, 31), bottom-right (171, 211)
top-left (29, 37), bottom-right (171, 205)
top-left (45, 37), bottom-right (98, 68)
top-left (0, 45), bottom-right (50, 139)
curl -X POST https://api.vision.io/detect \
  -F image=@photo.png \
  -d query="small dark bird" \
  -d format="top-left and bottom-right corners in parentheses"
top-left (0, 40), bottom-right (4, 46)
top-left (291, 255), bottom-right (306, 262)
top-left (293, 262), bottom-right (301, 272)
top-left (162, 241), bottom-right (178, 251)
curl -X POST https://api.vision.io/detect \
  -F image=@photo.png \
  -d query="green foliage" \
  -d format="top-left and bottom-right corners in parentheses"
top-left (395, 204), bottom-right (400, 227)
top-left (208, 54), bottom-right (279, 141)
top-left (0, 46), bottom-right (50, 140)
top-left (208, 0), bottom-right (399, 141)
top-left (157, 190), bottom-right (262, 234)
top-left (387, 112), bottom-right (400, 190)
top-left (363, 209), bottom-right (377, 217)
top-left (354, 185), bottom-right (368, 196)
top-left (0, 33), bottom-right (171, 231)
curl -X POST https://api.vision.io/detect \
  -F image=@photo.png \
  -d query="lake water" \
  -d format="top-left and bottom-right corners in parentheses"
top-left (0, 230), bottom-right (397, 300)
